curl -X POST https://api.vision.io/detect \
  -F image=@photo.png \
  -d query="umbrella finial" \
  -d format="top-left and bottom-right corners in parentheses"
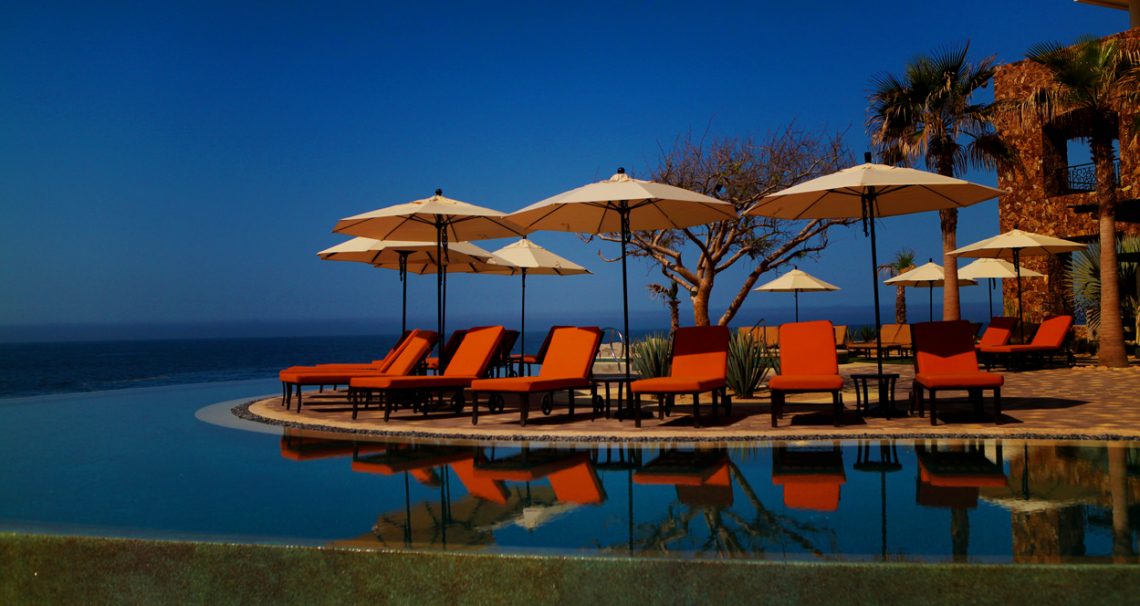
top-left (617, 167), bottom-right (625, 174)
top-left (864, 151), bottom-right (872, 163)
top-left (435, 188), bottom-right (443, 197)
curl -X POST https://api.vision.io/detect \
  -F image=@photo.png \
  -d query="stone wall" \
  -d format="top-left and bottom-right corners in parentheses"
top-left (992, 28), bottom-right (1140, 322)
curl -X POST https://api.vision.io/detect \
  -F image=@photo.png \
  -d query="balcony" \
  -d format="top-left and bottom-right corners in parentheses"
top-left (1066, 159), bottom-right (1122, 192)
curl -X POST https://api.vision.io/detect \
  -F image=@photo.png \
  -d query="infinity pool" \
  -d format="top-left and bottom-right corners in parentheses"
top-left (1, 379), bottom-right (1137, 563)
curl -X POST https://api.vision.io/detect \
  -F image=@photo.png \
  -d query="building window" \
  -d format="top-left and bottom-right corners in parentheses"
top-left (1042, 110), bottom-right (1121, 196)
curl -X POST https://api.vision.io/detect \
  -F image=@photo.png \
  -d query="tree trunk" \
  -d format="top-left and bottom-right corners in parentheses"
top-left (895, 285), bottom-right (907, 324)
top-left (692, 279), bottom-right (713, 327)
top-left (667, 281), bottom-right (680, 334)
top-left (937, 155), bottom-right (961, 321)
top-left (941, 208), bottom-right (961, 321)
top-left (1093, 135), bottom-right (1128, 367)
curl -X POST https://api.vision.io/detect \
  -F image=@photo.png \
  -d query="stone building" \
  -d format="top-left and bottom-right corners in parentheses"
top-left (991, 27), bottom-right (1139, 328)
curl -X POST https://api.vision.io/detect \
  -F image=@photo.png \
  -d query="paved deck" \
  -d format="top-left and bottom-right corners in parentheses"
top-left (242, 360), bottom-right (1140, 443)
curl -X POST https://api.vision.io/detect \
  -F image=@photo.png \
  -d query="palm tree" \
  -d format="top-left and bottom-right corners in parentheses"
top-left (878, 249), bottom-right (917, 324)
top-left (1023, 37), bottom-right (1139, 368)
top-left (868, 44), bottom-right (1011, 322)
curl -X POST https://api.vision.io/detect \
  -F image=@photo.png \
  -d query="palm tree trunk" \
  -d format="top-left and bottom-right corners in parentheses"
top-left (895, 285), bottom-right (907, 324)
top-left (1093, 135), bottom-right (1128, 367)
top-left (936, 155), bottom-right (961, 321)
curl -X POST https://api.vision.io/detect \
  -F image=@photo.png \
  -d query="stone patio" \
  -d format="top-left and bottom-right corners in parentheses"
top-left (243, 359), bottom-right (1140, 443)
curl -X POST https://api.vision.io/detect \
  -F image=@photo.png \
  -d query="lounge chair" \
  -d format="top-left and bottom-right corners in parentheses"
top-left (349, 326), bottom-right (505, 421)
top-left (487, 329), bottom-right (520, 378)
top-left (425, 329), bottom-right (469, 373)
top-left (629, 326), bottom-right (730, 428)
top-left (278, 330), bottom-right (438, 412)
top-left (767, 320), bottom-right (844, 427)
top-left (976, 316), bottom-right (1017, 350)
top-left (771, 444), bottom-right (846, 512)
top-left (911, 321), bottom-right (1004, 426)
top-left (915, 442), bottom-right (1007, 509)
top-left (469, 326), bottom-right (602, 425)
top-left (978, 315), bottom-right (1074, 369)
top-left (509, 325), bottom-right (570, 376)
top-left (633, 450), bottom-right (733, 508)
top-left (277, 331), bottom-right (412, 404)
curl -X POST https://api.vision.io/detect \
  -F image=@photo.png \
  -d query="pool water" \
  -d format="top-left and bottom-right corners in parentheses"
top-left (1, 379), bottom-right (1137, 563)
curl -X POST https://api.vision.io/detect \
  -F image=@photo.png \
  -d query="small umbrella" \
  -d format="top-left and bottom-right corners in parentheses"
top-left (883, 260), bottom-right (977, 322)
top-left (334, 190), bottom-right (525, 366)
top-left (754, 268), bottom-right (840, 322)
top-left (487, 238), bottom-right (590, 375)
top-left (959, 258), bottom-right (1045, 320)
top-left (749, 155), bottom-right (1001, 404)
top-left (318, 238), bottom-right (513, 334)
top-left (951, 229), bottom-right (1084, 339)
top-left (509, 168), bottom-right (737, 388)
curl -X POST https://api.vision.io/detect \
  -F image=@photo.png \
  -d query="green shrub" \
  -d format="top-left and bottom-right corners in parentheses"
top-left (726, 329), bottom-right (773, 398)
top-left (631, 333), bottom-right (671, 378)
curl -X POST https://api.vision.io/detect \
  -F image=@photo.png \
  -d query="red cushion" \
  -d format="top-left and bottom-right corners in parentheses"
top-left (469, 376), bottom-right (589, 393)
top-left (914, 372), bottom-right (1004, 389)
top-left (778, 321), bottom-right (838, 375)
top-left (768, 374), bottom-right (843, 391)
top-left (670, 326), bottom-right (729, 380)
top-left (630, 376), bottom-right (726, 394)
top-left (350, 375), bottom-right (476, 389)
top-left (279, 369), bottom-right (387, 384)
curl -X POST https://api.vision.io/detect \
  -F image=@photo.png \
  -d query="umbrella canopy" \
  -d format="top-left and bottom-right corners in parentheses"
top-left (509, 169), bottom-right (737, 401)
top-left (960, 258), bottom-right (1046, 319)
top-left (488, 239), bottom-right (590, 375)
top-left (333, 190), bottom-right (525, 367)
top-left (749, 158), bottom-right (1002, 406)
top-left (951, 229), bottom-right (1084, 337)
top-left (318, 238), bottom-right (514, 334)
top-left (884, 261), bottom-right (977, 322)
top-left (754, 269), bottom-right (840, 322)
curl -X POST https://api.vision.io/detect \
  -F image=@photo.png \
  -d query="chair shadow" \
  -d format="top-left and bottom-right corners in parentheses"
top-left (998, 396), bottom-right (1090, 411)
top-left (786, 409), bottom-right (868, 427)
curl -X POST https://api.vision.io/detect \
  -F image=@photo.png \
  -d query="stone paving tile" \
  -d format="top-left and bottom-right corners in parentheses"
top-left (246, 360), bottom-right (1140, 443)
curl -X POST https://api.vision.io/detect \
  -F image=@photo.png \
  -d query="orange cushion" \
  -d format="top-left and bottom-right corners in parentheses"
top-left (772, 475), bottom-right (845, 512)
top-left (1029, 315), bottom-right (1072, 348)
top-left (778, 321), bottom-right (838, 376)
top-left (914, 372), bottom-right (1003, 389)
top-left (444, 327), bottom-right (504, 377)
top-left (670, 326), bottom-right (729, 380)
top-left (538, 327), bottom-right (602, 379)
top-left (547, 462), bottom-right (606, 505)
top-left (279, 369), bottom-right (388, 384)
top-left (913, 321), bottom-right (981, 375)
top-left (469, 376), bottom-right (589, 393)
top-left (768, 374), bottom-right (843, 391)
top-left (978, 317), bottom-right (1017, 347)
top-left (450, 458), bottom-right (509, 505)
top-left (630, 376), bottom-right (726, 394)
top-left (350, 375), bottom-right (476, 389)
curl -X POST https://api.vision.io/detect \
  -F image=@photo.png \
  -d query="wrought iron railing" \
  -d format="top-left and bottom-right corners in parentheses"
top-left (1067, 159), bottom-right (1121, 192)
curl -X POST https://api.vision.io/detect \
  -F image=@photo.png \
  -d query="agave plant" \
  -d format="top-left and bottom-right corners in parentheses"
top-left (1071, 236), bottom-right (1140, 341)
top-left (726, 330), bottom-right (773, 398)
top-left (631, 333), bottom-right (672, 378)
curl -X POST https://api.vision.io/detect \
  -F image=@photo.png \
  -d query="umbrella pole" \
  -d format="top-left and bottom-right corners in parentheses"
top-left (988, 279), bottom-right (994, 320)
top-left (1014, 249), bottom-right (1024, 342)
top-left (864, 190), bottom-right (887, 394)
top-left (436, 218), bottom-right (447, 369)
top-left (520, 268), bottom-right (527, 377)
top-left (929, 284), bottom-right (934, 323)
top-left (398, 251), bottom-right (409, 336)
top-left (619, 203), bottom-right (634, 419)
top-left (794, 290), bottom-right (800, 323)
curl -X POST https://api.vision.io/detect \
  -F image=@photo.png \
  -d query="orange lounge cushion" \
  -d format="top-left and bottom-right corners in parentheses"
top-left (630, 376), bottom-right (726, 394)
top-left (279, 369), bottom-right (388, 384)
top-left (914, 372), bottom-right (1003, 389)
top-left (981, 344), bottom-right (1055, 354)
top-left (547, 462), bottom-right (606, 505)
top-left (469, 376), bottom-right (589, 393)
top-left (772, 474), bottom-right (845, 512)
top-left (768, 374), bottom-right (843, 391)
top-left (450, 458), bottom-right (509, 505)
top-left (350, 375), bottom-right (477, 390)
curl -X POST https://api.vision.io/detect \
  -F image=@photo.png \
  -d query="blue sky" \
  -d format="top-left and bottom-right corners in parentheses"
top-left (0, 2), bottom-right (1127, 341)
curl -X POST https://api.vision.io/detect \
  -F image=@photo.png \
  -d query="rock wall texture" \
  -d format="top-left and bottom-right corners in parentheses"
top-left (992, 28), bottom-right (1139, 322)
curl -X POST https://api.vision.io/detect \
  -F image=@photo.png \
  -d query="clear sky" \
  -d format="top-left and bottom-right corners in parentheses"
top-left (0, 2), bottom-right (1127, 341)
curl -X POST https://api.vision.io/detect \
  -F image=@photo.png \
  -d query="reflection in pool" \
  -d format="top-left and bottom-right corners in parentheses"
top-left (282, 432), bottom-right (1139, 563)
top-left (0, 381), bottom-right (1136, 564)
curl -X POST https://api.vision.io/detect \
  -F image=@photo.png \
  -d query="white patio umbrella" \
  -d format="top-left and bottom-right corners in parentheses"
top-left (318, 238), bottom-right (513, 334)
top-left (509, 168), bottom-right (737, 392)
top-left (959, 258), bottom-right (1045, 320)
top-left (333, 190), bottom-right (525, 366)
top-left (487, 238), bottom-right (590, 375)
top-left (951, 229), bottom-right (1085, 339)
top-left (754, 268), bottom-right (840, 322)
top-left (748, 155), bottom-right (1002, 402)
top-left (883, 260), bottom-right (977, 322)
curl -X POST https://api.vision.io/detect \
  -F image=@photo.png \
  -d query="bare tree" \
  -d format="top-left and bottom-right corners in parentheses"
top-left (593, 126), bottom-right (853, 326)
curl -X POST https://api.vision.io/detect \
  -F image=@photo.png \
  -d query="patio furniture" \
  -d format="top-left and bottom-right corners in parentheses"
top-left (488, 329), bottom-right (520, 377)
top-left (279, 330), bottom-right (438, 412)
top-left (978, 315), bottom-right (1074, 369)
top-left (509, 325), bottom-right (570, 376)
top-left (629, 326), bottom-right (731, 428)
top-left (767, 320), bottom-right (845, 427)
top-left (911, 321), bottom-right (1004, 426)
top-left (850, 372), bottom-right (899, 417)
top-left (915, 441), bottom-right (1007, 509)
top-left (771, 444), bottom-right (846, 512)
top-left (425, 329), bottom-right (469, 373)
top-left (976, 316), bottom-right (1017, 349)
top-left (468, 326), bottom-right (603, 426)
top-left (848, 324), bottom-right (910, 358)
top-left (349, 326), bottom-right (505, 421)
